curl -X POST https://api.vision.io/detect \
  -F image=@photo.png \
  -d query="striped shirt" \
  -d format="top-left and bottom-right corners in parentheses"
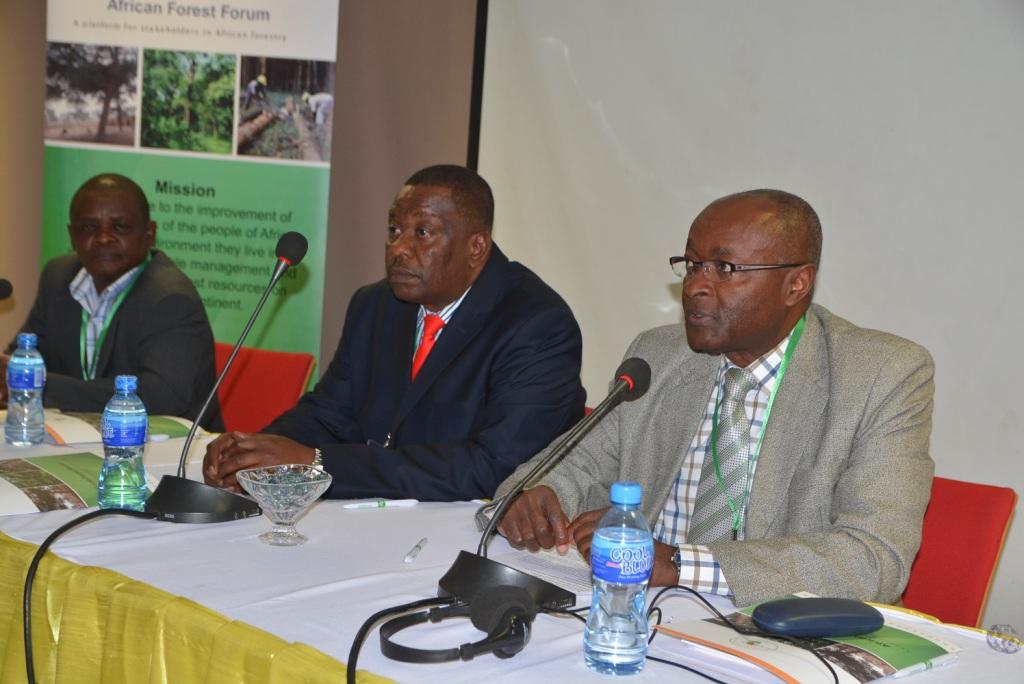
top-left (652, 327), bottom-right (796, 596)
top-left (69, 263), bottom-right (145, 379)
top-left (414, 287), bottom-right (471, 350)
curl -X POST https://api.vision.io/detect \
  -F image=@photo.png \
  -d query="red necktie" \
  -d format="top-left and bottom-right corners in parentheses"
top-left (411, 314), bottom-right (445, 380)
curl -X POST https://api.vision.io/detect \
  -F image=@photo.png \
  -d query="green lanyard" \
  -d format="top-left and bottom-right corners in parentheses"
top-left (79, 256), bottom-right (150, 380)
top-left (708, 314), bottom-right (806, 540)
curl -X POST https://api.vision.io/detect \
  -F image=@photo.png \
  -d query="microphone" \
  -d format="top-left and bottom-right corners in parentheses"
top-left (478, 356), bottom-right (650, 555)
top-left (368, 359), bottom-right (652, 668)
top-left (436, 358), bottom-right (652, 612)
top-left (603, 356), bottom-right (651, 402)
top-left (271, 230), bottom-right (308, 280)
top-left (144, 232), bottom-right (308, 523)
top-left (0, 278), bottom-right (12, 301)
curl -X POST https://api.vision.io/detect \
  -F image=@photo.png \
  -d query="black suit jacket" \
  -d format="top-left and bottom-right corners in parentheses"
top-left (7, 251), bottom-right (221, 429)
top-left (264, 244), bottom-right (586, 500)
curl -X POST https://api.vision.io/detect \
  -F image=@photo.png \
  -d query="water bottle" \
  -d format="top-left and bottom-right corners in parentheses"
top-left (583, 481), bottom-right (654, 675)
top-left (98, 375), bottom-right (149, 510)
top-left (4, 332), bottom-right (46, 446)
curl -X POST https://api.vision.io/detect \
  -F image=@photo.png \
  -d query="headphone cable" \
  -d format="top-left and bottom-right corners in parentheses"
top-left (23, 507), bottom-right (158, 684)
top-left (346, 596), bottom-right (452, 684)
top-left (646, 585), bottom-right (840, 684)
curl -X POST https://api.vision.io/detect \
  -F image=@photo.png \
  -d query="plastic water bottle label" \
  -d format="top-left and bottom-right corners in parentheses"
top-left (7, 366), bottom-right (44, 391)
top-left (591, 536), bottom-right (654, 584)
top-left (102, 420), bottom-right (147, 447)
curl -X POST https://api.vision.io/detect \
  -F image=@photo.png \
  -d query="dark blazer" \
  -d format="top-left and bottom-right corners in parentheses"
top-left (7, 251), bottom-right (221, 429)
top-left (264, 244), bottom-right (586, 501)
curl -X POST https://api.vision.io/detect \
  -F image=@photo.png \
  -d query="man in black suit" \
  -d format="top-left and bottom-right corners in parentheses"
top-left (2, 173), bottom-right (219, 427)
top-left (203, 165), bottom-right (586, 501)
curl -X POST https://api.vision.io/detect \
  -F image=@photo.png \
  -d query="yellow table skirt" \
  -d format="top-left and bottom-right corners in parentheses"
top-left (0, 533), bottom-right (392, 684)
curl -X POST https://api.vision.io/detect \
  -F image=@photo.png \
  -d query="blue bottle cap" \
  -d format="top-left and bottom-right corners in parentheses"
top-left (610, 481), bottom-right (642, 505)
top-left (17, 332), bottom-right (37, 348)
top-left (115, 375), bottom-right (138, 392)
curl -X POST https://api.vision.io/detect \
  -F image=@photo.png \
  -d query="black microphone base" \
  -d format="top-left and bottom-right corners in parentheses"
top-left (145, 475), bottom-right (261, 524)
top-left (438, 550), bottom-right (576, 611)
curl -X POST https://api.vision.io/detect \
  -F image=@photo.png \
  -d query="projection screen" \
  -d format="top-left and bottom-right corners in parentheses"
top-left (476, 0), bottom-right (1024, 624)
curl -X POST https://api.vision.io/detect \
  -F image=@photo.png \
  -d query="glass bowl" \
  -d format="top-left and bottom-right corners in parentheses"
top-left (235, 464), bottom-right (332, 546)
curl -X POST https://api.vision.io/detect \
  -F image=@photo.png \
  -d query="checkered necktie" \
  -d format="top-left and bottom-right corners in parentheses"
top-left (688, 367), bottom-right (758, 544)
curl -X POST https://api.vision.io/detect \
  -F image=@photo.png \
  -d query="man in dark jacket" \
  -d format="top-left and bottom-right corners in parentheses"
top-left (2, 173), bottom-right (219, 428)
top-left (203, 165), bottom-right (586, 501)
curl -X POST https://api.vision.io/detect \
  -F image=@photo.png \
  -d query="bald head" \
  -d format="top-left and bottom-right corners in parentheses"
top-left (682, 189), bottom-right (820, 367)
top-left (708, 189), bottom-right (822, 267)
top-left (70, 173), bottom-right (151, 224)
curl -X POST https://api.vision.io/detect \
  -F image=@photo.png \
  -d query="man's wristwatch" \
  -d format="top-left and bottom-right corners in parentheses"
top-left (310, 448), bottom-right (324, 471)
top-left (670, 547), bottom-right (683, 578)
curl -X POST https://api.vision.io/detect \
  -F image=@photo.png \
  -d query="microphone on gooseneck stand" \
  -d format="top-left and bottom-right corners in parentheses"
top-left (22, 235), bottom-right (310, 684)
top-left (356, 358), bottom-right (652, 674)
top-left (435, 357), bottom-right (652, 609)
top-left (144, 231), bottom-right (309, 523)
top-left (0, 278), bottom-right (13, 301)
top-left (477, 357), bottom-right (651, 554)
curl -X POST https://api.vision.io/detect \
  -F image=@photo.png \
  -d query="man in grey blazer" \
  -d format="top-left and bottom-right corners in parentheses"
top-left (496, 189), bottom-right (934, 607)
top-left (1, 173), bottom-right (220, 428)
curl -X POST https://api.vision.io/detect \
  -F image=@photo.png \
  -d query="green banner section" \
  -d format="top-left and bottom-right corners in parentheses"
top-left (41, 145), bottom-right (326, 361)
top-left (25, 452), bottom-right (103, 507)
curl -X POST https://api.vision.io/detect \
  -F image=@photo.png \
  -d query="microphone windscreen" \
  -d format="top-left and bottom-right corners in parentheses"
top-left (275, 231), bottom-right (308, 266)
top-left (469, 585), bottom-right (537, 634)
top-left (614, 357), bottom-right (651, 401)
top-left (0, 278), bottom-right (11, 300)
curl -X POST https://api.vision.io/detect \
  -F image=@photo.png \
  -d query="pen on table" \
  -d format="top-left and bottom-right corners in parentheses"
top-left (342, 498), bottom-right (419, 509)
top-left (404, 537), bottom-right (428, 563)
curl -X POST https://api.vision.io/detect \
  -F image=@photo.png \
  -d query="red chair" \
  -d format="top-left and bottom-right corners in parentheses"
top-left (901, 476), bottom-right (1017, 627)
top-left (214, 342), bottom-right (316, 433)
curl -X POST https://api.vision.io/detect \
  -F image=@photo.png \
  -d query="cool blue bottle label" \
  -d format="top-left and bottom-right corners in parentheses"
top-left (591, 535), bottom-right (654, 584)
top-left (7, 366), bottom-right (45, 391)
top-left (102, 419), bottom-right (147, 447)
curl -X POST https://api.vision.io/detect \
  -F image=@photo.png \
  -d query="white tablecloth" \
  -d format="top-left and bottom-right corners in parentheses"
top-left (0, 439), bottom-right (1018, 683)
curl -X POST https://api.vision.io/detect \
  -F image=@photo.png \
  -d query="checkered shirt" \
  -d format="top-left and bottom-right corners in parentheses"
top-left (652, 327), bottom-right (795, 596)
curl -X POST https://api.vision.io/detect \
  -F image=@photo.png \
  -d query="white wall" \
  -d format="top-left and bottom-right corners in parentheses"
top-left (479, 0), bottom-right (1023, 627)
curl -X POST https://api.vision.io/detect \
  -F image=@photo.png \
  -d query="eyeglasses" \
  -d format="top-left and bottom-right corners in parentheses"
top-left (669, 256), bottom-right (806, 282)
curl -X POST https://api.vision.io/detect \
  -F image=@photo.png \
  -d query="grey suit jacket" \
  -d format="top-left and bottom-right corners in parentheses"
top-left (496, 304), bottom-right (935, 606)
top-left (6, 251), bottom-right (221, 429)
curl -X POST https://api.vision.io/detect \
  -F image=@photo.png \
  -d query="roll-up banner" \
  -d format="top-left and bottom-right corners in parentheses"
top-left (43, 0), bottom-right (340, 363)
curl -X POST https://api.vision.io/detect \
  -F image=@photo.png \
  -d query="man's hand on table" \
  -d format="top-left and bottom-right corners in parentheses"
top-left (203, 432), bottom-right (315, 492)
top-left (500, 485), bottom-right (681, 586)
top-left (498, 485), bottom-right (574, 554)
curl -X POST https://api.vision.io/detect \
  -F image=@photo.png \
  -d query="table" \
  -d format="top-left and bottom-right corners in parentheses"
top-left (0, 438), bottom-right (1018, 683)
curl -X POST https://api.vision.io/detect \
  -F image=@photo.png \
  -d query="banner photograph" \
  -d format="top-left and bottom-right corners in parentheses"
top-left (42, 0), bottom-right (340, 361)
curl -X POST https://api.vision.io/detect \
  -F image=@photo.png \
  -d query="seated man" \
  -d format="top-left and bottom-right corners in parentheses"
top-left (495, 189), bottom-right (934, 607)
top-left (1, 173), bottom-right (220, 428)
top-left (203, 165), bottom-right (586, 501)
